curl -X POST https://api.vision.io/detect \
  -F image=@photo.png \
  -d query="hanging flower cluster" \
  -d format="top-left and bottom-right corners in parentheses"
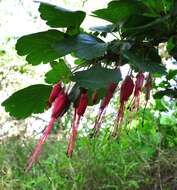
top-left (26, 72), bottom-right (152, 171)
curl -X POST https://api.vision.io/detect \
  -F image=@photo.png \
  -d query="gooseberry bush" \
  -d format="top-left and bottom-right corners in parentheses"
top-left (2, 0), bottom-right (177, 170)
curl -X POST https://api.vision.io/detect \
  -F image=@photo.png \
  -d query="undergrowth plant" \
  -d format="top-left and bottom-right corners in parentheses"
top-left (1, 0), bottom-right (177, 170)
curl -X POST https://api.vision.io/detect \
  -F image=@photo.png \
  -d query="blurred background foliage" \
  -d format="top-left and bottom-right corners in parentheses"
top-left (0, 0), bottom-right (177, 190)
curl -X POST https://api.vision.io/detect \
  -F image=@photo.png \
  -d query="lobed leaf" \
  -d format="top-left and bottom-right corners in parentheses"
top-left (53, 33), bottom-right (107, 60)
top-left (92, 0), bottom-right (145, 24)
top-left (45, 59), bottom-right (72, 84)
top-left (16, 30), bottom-right (107, 65)
top-left (39, 2), bottom-right (86, 28)
top-left (72, 65), bottom-right (122, 90)
top-left (122, 46), bottom-right (167, 75)
top-left (16, 30), bottom-right (65, 65)
top-left (1, 85), bottom-right (52, 119)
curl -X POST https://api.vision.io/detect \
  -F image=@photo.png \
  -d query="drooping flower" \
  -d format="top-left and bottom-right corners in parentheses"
top-left (112, 76), bottom-right (134, 136)
top-left (93, 82), bottom-right (117, 136)
top-left (26, 90), bottom-right (69, 171)
top-left (26, 117), bottom-right (55, 171)
top-left (47, 81), bottom-right (62, 108)
top-left (132, 72), bottom-right (145, 111)
top-left (67, 90), bottom-right (88, 157)
top-left (51, 90), bottom-right (70, 118)
top-left (142, 73), bottom-right (152, 127)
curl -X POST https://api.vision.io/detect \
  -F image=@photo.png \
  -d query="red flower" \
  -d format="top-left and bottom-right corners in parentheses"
top-left (26, 91), bottom-right (69, 171)
top-left (93, 82), bottom-right (117, 136)
top-left (67, 90), bottom-right (88, 157)
top-left (132, 73), bottom-right (145, 111)
top-left (47, 81), bottom-right (62, 108)
top-left (112, 76), bottom-right (134, 136)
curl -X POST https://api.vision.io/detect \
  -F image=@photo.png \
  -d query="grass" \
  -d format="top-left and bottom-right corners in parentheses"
top-left (0, 125), bottom-right (176, 190)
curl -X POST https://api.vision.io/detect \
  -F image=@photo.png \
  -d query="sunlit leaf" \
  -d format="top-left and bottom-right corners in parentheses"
top-left (39, 2), bottom-right (86, 28)
top-left (16, 30), bottom-right (107, 65)
top-left (92, 0), bottom-right (145, 23)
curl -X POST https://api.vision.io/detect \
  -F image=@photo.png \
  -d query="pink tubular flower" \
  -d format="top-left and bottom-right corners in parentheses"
top-left (93, 82), bottom-right (118, 136)
top-left (51, 91), bottom-right (70, 118)
top-left (26, 91), bottom-right (69, 171)
top-left (67, 90), bottom-right (88, 157)
top-left (26, 117), bottom-right (55, 171)
top-left (112, 76), bottom-right (134, 136)
top-left (132, 72), bottom-right (145, 111)
top-left (47, 81), bottom-right (62, 108)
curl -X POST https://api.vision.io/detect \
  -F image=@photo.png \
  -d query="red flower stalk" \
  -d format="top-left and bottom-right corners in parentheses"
top-left (26, 117), bottom-right (55, 171)
top-left (67, 91), bottom-right (88, 157)
top-left (26, 91), bottom-right (69, 171)
top-left (47, 81), bottom-right (62, 108)
top-left (93, 82), bottom-right (117, 136)
top-left (113, 76), bottom-right (134, 136)
top-left (132, 73), bottom-right (145, 111)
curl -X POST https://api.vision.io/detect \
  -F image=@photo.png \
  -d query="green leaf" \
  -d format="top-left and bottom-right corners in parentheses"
top-left (160, 115), bottom-right (177, 126)
top-left (141, 0), bottom-right (169, 16)
top-left (1, 85), bottom-right (52, 119)
top-left (71, 65), bottom-right (122, 89)
top-left (121, 13), bottom-right (170, 43)
top-left (39, 2), bottom-right (86, 28)
top-left (0, 50), bottom-right (6, 56)
top-left (45, 59), bottom-right (72, 84)
top-left (153, 89), bottom-right (177, 99)
top-left (167, 37), bottom-right (177, 60)
top-left (74, 59), bottom-right (86, 65)
top-left (87, 88), bottom-right (106, 106)
top-left (54, 33), bottom-right (107, 60)
top-left (16, 30), bottom-right (107, 65)
top-left (92, 0), bottom-right (145, 24)
top-left (122, 46), bottom-right (167, 75)
top-left (123, 15), bottom-right (169, 32)
top-left (166, 69), bottom-right (177, 80)
top-left (171, 0), bottom-right (177, 17)
top-left (167, 37), bottom-right (176, 52)
top-left (155, 99), bottom-right (168, 112)
top-left (16, 30), bottom-right (65, 65)
top-left (68, 84), bottom-right (106, 106)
